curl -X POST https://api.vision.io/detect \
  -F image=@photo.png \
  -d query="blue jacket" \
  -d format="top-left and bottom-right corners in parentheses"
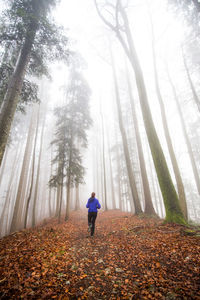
top-left (86, 197), bottom-right (101, 212)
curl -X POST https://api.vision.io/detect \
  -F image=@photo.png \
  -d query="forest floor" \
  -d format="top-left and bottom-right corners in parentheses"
top-left (0, 210), bottom-right (200, 300)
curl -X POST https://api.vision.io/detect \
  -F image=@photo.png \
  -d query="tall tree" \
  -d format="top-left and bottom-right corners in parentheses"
top-left (0, 0), bottom-right (68, 166)
top-left (125, 64), bottom-right (156, 216)
top-left (32, 115), bottom-right (45, 227)
top-left (10, 107), bottom-right (38, 233)
top-left (166, 65), bottom-right (200, 195)
top-left (100, 107), bottom-right (108, 210)
top-left (50, 68), bottom-right (92, 221)
top-left (107, 129), bottom-right (116, 210)
top-left (148, 9), bottom-right (187, 219)
top-left (110, 46), bottom-right (142, 214)
top-left (75, 184), bottom-right (80, 210)
top-left (24, 106), bottom-right (40, 228)
top-left (0, 141), bottom-right (21, 237)
top-left (94, 0), bottom-right (185, 224)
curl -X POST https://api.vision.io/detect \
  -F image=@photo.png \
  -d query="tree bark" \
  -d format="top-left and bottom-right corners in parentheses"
top-left (32, 114), bottom-right (45, 227)
top-left (24, 106), bottom-right (40, 228)
top-left (110, 46), bottom-right (142, 214)
top-left (125, 63), bottom-right (156, 215)
top-left (65, 142), bottom-right (72, 221)
top-left (94, 0), bottom-right (185, 223)
top-left (0, 141), bottom-right (21, 237)
top-left (0, 147), bottom-right (9, 188)
top-left (10, 108), bottom-right (36, 233)
top-left (65, 177), bottom-right (71, 221)
top-left (149, 13), bottom-right (187, 219)
top-left (55, 185), bottom-right (61, 218)
top-left (100, 108), bottom-right (108, 210)
top-left (120, 3), bottom-right (185, 223)
top-left (58, 177), bottom-right (64, 223)
top-left (106, 127), bottom-right (116, 210)
top-left (75, 184), bottom-right (80, 210)
top-left (48, 145), bottom-right (53, 217)
top-left (114, 126), bottom-right (122, 210)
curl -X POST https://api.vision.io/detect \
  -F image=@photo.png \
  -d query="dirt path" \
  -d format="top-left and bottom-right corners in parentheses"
top-left (0, 210), bottom-right (199, 299)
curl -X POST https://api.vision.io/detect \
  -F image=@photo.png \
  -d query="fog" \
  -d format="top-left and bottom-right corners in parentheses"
top-left (0, 0), bottom-right (200, 237)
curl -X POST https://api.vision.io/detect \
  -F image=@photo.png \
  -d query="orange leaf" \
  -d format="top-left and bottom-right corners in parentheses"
top-left (156, 262), bottom-right (161, 268)
top-left (125, 279), bottom-right (129, 284)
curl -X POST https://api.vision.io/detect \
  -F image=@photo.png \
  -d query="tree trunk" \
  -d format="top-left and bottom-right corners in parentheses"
top-left (98, 114), bottom-right (105, 209)
top-left (75, 184), bottom-right (80, 210)
top-left (65, 178), bottom-right (71, 221)
top-left (94, 0), bottom-right (185, 223)
top-left (65, 142), bottom-right (72, 220)
top-left (125, 63), bottom-right (156, 215)
top-left (107, 128), bottom-right (116, 209)
top-left (32, 114), bottom-right (45, 227)
top-left (149, 15), bottom-right (187, 219)
top-left (95, 142), bottom-right (100, 198)
top-left (116, 3), bottom-right (185, 223)
top-left (24, 106), bottom-right (40, 228)
top-left (114, 126), bottom-right (122, 210)
top-left (58, 181), bottom-right (63, 223)
top-left (110, 46), bottom-right (142, 214)
top-left (10, 108), bottom-right (37, 233)
top-left (0, 147), bottom-right (9, 188)
top-left (55, 185), bottom-right (61, 218)
top-left (48, 145), bottom-right (53, 217)
top-left (100, 108), bottom-right (108, 210)
top-left (166, 66), bottom-right (200, 195)
top-left (0, 2), bottom-right (40, 166)
top-left (0, 142), bottom-right (21, 237)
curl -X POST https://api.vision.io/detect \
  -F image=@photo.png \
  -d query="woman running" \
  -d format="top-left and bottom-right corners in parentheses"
top-left (86, 192), bottom-right (101, 236)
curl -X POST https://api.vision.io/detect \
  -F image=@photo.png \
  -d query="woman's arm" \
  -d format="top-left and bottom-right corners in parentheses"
top-left (97, 200), bottom-right (101, 209)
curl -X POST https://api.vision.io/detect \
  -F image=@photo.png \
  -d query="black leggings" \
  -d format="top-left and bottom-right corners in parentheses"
top-left (88, 212), bottom-right (97, 236)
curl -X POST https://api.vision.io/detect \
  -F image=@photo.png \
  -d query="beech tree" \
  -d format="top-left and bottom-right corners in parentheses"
top-left (148, 9), bottom-right (188, 219)
top-left (94, 0), bottom-right (186, 224)
top-left (166, 65), bottom-right (200, 196)
top-left (125, 64), bottom-right (156, 216)
top-left (110, 47), bottom-right (142, 214)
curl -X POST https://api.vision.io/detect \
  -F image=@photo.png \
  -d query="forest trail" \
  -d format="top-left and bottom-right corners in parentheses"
top-left (0, 210), bottom-right (199, 299)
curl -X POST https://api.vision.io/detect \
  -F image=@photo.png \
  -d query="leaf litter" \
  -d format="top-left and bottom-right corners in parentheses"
top-left (0, 210), bottom-right (199, 299)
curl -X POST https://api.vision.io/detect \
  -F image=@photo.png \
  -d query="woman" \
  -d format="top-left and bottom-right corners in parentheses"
top-left (86, 192), bottom-right (101, 236)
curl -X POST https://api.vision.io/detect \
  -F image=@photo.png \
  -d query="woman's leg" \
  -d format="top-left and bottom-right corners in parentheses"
top-left (91, 212), bottom-right (97, 236)
top-left (88, 212), bottom-right (92, 227)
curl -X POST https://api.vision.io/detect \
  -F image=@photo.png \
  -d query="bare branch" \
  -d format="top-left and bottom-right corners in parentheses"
top-left (115, 0), bottom-right (120, 31)
top-left (104, 7), bottom-right (116, 23)
top-left (93, 0), bottom-right (116, 31)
